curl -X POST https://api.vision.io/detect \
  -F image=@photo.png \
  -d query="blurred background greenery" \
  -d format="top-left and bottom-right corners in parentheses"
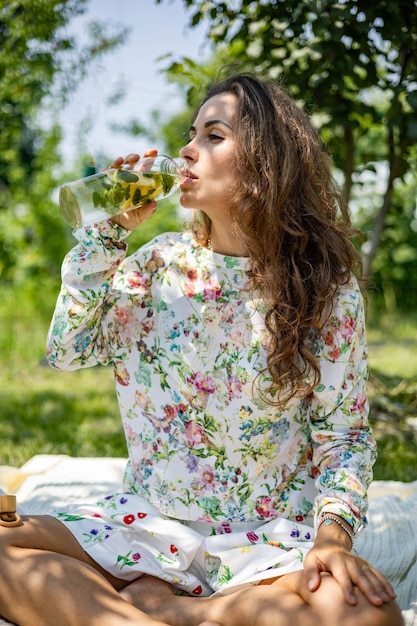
top-left (1, 0), bottom-right (416, 480)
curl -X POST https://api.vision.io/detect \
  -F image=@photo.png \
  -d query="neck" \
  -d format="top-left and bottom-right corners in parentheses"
top-left (209, 225), bottom-right (248, 257)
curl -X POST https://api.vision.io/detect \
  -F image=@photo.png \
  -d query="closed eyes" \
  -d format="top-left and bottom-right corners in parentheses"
top-left (186, 132), bottom-right (225, 144)
top-left (188, 119), bottom-right (232, 143)
top-left (208, 133), bottom-right (224, 141)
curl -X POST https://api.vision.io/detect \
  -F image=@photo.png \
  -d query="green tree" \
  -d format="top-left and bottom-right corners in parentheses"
top-left (156, 0), bottom-right (417, 279)
top-left (365, 153), bottom-right (417, 314)
top-left (0, 0), bottom-right (128, 283)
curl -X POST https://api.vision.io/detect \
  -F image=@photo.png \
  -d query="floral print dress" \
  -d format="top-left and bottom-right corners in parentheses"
top-left (46, 221), bottom-right (375, 596)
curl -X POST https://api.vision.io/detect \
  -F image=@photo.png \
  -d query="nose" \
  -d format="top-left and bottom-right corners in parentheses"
top-left (179, 139), bottom-right (197, 162)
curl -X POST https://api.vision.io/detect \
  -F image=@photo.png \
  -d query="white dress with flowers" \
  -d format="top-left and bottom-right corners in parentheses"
top-left (46, 221), bottom-right (375, 596)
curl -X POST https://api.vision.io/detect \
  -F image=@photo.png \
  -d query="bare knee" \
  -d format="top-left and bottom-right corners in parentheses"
top-left (0, 515), bottom-right (129, 593)
top-left (0, 515), bottom-right (88, 566)
top-left (270, 570), bottom-right (404, 626)
top-left (340, 597), bottom-right (404, 626)
top-left (306, 575), bottom-right (404, 626)
top-left (351, 596), bottom-right (404, 626)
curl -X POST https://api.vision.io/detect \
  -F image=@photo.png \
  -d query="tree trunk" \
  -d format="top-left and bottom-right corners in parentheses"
top-left (363, 126), bottom-right (405, 279)
top-left (362, 172), bottom-right (395, 279)
top-left (343, 124), bottom-right (355, 206)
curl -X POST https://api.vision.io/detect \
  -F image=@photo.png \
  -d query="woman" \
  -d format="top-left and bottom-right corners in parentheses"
top-left (0, 73), bottom-right (403, 626)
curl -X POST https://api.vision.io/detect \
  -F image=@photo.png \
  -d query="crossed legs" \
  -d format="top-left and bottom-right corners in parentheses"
top-left (0, 515), bottom-right (215, 626)
top-left (121, 571), bottom-right (404, 626)
top-left (0, 515), bottom-right (404, 626)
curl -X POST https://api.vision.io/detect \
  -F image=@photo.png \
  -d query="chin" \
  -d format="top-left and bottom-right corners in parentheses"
top-left (179, 194), bottom-right (196, 209)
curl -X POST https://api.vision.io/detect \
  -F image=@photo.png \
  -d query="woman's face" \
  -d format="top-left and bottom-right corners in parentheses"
top-left (179, 91), bottom-right (238, 217)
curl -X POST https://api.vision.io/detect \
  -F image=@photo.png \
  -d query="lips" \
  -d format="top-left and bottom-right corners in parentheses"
top-left (180, 169), bottom-right (198, 186)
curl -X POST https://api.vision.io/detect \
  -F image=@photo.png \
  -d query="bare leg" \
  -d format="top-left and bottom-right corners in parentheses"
top-left (121, 570), bottom-right (404, 626)
top-left (0, 516), bottom-right (218, 626)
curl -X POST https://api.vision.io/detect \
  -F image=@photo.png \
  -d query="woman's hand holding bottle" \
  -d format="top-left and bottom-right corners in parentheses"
top-left (109, 149), bottom-right (159, 231)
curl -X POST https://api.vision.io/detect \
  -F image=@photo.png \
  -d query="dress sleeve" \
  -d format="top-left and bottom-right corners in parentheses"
top-left (46, 221), bottom-right (131, 370)
top-left (309, 277), bottom-right (376, 537)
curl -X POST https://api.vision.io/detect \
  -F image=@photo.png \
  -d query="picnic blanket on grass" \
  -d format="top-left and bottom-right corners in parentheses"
top-left (0, 455), bottom-right (416, 626)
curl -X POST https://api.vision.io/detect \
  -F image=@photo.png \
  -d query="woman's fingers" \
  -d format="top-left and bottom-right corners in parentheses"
top-left (111, 201), bottom-right (157, 230)
top-left (108, 156), bottom-right (125, 169)
top-left (109, 150), bottom-right (158, 171)
top-left (305, 552), bottom-right (357, 605)
top-left (137, 149), bottom-right (159, 172)
top-left (107, 149), bottom-right (159, 229)
top-left (109, 153), bottom-right (140, 170)
top-left (306, 565), bottom-right (321, 592)
top-left (327, 555), bottom-right (396, 606)
top-left (304, 547), bottom-right (396, 607)
top-left (347, 558), bottom-right (396, 605)
top-left (143, 149), bottom-right (158, 158)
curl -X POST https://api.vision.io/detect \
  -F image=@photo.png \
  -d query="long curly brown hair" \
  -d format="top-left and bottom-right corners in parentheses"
top-left (191, 73), bottom-right (363, 406)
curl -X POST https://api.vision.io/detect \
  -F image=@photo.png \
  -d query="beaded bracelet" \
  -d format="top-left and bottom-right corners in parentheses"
top-left (317, 513), bottom-right (354, 550)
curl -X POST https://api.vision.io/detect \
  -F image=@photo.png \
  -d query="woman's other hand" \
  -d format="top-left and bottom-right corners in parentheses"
top-left (304, 535), bottom-right (397, 607)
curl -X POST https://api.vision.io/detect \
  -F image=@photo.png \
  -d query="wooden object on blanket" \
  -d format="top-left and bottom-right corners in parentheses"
top-left (0, 495), bottom-right (22, 527)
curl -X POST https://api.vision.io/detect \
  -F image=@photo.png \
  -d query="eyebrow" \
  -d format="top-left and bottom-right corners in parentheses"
top-left (189, 119), bottom-right (233, 132)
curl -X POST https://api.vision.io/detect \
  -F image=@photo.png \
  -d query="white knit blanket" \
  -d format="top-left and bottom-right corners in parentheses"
top-left (0, 455), bottom-right (416, 626)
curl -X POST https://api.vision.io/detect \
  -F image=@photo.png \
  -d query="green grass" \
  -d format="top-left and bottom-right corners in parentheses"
top-left (1, 285), bottom-right (416, 483)
top-left (1, 366), bottom-right (125, 467)
top-left (367, 312), bottom-right (417, 481)
top-left (0, 285), bottom-right (125, 467)
top-left (367, 312), bottom-right (417, 378)
top-left (368, 370), bottom-right (417, 480)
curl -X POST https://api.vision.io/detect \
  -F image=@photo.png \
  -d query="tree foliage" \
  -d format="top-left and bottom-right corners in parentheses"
top-left (0, 0), bottom-right (128, 284)
top-left (156, 0), bottom-right (417, 285)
